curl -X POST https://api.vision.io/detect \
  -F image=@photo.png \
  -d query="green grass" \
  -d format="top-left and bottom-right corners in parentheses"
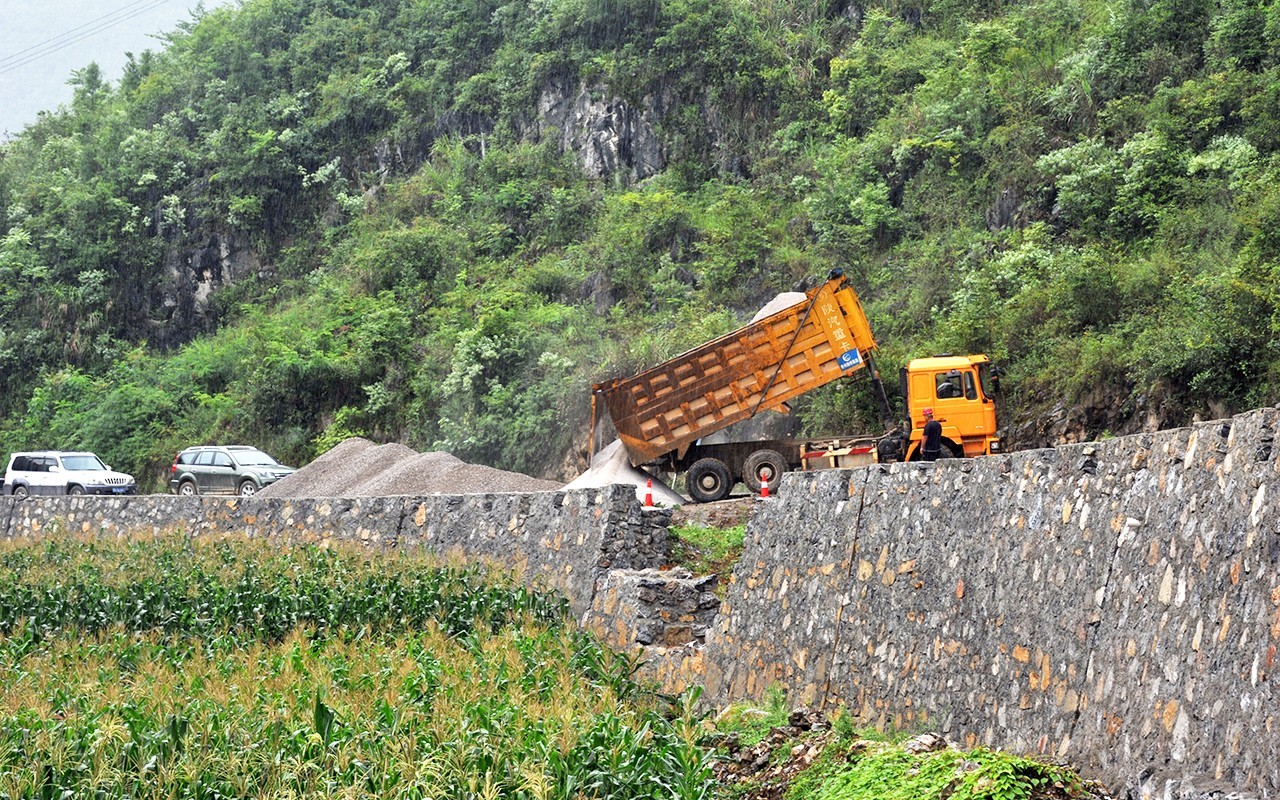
top-left (669, 523), bottom-right (746, 587)
top-left (713, 684), bottom-right (790, 748)
top-left (788, 744), bottom-right (1091, 800)
top-left (711, 694), bottom-right (1094, 800)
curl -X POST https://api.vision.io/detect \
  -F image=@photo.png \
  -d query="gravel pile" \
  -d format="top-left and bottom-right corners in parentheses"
top-left (432, 463), bottom-right (563, 494)
top-left (346, 451), bottom-right (465, 496)
top-left (260, 438), bottom-right (563, 498)
top-left (259, 438), bottom-right (377, 498)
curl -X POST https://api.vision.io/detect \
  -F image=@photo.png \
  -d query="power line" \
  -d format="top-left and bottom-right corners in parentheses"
top-left (0, 0), bottom-right (182, 76)
top-left (0, 0), bottom-right (162, 67)
top-left (0, 0), bottom-right (178, 73)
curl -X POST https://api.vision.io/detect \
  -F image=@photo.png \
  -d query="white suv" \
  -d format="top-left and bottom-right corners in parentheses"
top-left (2, 451), bottom-right (137, 497)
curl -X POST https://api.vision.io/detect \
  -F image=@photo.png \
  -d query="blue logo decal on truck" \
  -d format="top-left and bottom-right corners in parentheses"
top-left (838, 350), bottom-right (862, 370)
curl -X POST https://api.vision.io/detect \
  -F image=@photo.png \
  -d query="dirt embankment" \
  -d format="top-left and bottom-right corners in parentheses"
top-left (671, 496), bottom-right (753, 529)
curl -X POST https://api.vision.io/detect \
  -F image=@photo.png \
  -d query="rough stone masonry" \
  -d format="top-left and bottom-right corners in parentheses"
top-left (4, 407), bottom-right (1280, 798)
top-left (701, 406), bottom-right (1280, 799)
top-left (0, 484), bottom-right (670, 620)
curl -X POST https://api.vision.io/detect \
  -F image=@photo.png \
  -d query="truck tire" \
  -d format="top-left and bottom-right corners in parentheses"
top-left (686, 458), bottom-right (733, 503)
top-left (909, 440), bottom-right (960, 461)
top-left (877, 436), bottom-right (904, 463)
top-left (743, 449), bottom-right (787, 493)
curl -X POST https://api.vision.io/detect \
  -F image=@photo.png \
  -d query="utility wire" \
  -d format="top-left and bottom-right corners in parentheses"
top-left (0, 0), bottom-right (180, 76)
top-left (0, 0), bottom-right (162, 67)
top-left (0, 0), bottom-right (176, 73)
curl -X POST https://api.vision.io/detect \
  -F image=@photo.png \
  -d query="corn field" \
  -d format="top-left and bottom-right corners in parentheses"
top-left (0, 535), bottom-right (714, 799)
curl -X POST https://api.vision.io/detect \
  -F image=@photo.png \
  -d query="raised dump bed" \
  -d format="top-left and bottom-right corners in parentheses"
top-left (594, 272), bottom-right (877, 468)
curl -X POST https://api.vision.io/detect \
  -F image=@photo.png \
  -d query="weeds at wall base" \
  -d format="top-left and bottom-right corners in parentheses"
top-left (710, 691), bottom-right (1100, 800)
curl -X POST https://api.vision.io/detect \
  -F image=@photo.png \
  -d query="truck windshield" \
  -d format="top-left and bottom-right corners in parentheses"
top-left (977, 364), bottom-right (997, 398)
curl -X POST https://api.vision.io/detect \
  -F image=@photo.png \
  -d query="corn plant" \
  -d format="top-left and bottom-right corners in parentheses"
top-left (0, 535), bottom-right (567, 642)
top-left (0, 534), bottom-right (716, 799)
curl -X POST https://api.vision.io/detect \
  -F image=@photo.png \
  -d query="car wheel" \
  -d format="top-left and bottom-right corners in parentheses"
top-left (742, 449), bottom-right (787, 493)
top-left (12, 484), bottom-right (29, 498)
top-left (686, 458), bottom-right (733, 504)
top-left (238, 480), bottom-right (258, 497)
top-left (178, 480), bottom-right (198, 497)
top-left (68, 485), bottom-right (85, 496)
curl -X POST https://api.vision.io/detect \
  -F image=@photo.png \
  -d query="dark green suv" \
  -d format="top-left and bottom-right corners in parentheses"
top-left (168, 446), bottom-right (295, 497)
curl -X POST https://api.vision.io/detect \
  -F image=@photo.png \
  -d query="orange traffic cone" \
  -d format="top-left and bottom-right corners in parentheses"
top-left (760, 473), bottom-right (770, 499)
top-left (644, 476), bottom-right (654, 507)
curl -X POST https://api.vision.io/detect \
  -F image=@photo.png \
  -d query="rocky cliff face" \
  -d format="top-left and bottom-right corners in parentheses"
top-left (149, 232), bottom-right (263, 350)
top-left (534, 78), bottom-right (668, 182)
top-left (147, 75), bottom-right (691, 348)
top-left (1005, 383), bottom-right (1234, 454)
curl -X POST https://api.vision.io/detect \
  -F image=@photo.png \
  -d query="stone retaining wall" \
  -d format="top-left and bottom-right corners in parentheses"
top-left (4, 407), bottom-right (1280, 797)
top-left (701, 407), bottom-right (1280, 798)
top-left (587, 568), bottom-right (720, 649)
top-left (0, 485), bottom-right (670, 618)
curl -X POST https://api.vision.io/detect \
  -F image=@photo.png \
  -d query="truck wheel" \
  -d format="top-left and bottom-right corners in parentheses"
top-left (743, 449), bottom-right (787, 493)
top-left (877, 436), bottom-right (904, 463)
top-left (909, 441), bottom-right (960, 461)
top-left (686, 458), bottom-right (733, 503)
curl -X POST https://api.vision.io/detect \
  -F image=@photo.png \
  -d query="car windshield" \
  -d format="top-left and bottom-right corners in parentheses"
top-left (61, 455), bottom-right (108, 471)
top-left (232, 450), bottom-right (278, 466)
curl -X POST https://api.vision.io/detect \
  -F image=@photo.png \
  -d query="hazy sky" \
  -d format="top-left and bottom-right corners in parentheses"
top-left (1, 0), bottom-right (234, 138)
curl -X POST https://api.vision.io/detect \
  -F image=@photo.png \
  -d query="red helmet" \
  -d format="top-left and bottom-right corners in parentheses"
top-left (923, 407), bottom-right (934, 416)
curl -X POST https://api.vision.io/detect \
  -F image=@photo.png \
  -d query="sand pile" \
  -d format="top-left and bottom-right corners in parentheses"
top-left (260, 438), bottom-right (563, 498)
top-left (563, 439), bottom-right (685, 506)
top-left (752, 291), bottom-right (806, 323)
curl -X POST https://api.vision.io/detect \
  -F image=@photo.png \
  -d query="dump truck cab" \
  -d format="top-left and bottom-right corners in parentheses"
top-left (902, 354), bottom-right (1000, 460)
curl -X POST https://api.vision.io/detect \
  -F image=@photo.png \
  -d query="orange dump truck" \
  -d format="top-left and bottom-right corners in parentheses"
top-left (592, 270), bottom-right (1001, 502)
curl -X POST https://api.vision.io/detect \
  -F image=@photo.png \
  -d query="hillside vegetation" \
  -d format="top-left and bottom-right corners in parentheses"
top-left (2, 0), bottom-right (1278, 487)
